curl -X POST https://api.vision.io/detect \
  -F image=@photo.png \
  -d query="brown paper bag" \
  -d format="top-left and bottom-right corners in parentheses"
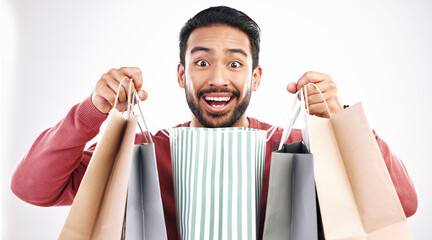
top-left (59, 79), bottom-right (138, 240)
top-left (307, 102), bottom-right (412, 240)
top-left (58, 110), bottom-right (137, 240)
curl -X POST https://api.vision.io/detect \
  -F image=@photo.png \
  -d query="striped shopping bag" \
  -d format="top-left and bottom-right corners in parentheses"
top-left (170, 127), bottom-right (267, 240)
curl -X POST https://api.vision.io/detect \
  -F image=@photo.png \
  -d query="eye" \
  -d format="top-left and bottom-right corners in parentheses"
top-left (196, 60), bottom-right (209, 67)
top-left (229, 61), bottom-right (241, 68)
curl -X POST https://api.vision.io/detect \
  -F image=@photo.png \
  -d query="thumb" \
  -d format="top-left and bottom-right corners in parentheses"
top-left (286, 82), bottom-right (298, 94)
top-left (137, 89), bottom-right (148, 101)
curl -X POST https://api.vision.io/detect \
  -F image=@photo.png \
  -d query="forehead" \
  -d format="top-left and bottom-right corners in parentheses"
top-left (186, 25), bottom-right (251, 54)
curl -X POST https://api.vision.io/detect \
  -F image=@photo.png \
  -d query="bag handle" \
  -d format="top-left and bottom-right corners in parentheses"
top-left (131, 91), bottom-right (153, 144)
top-left (275, 89), bottom-right (308, 150)
top-left (113, 77), bottom-right (135, 117)
top-left (304, 83), bottom-right (332, 118)
top-left (273, 83), bottom-right (331, 151)
top-left (112, 77), bottom-right (154, 144)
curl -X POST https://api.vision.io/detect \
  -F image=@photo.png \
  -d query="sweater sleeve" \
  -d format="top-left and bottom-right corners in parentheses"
top-left (10, 95), bottom-right (108, 206)
top-left (373, 130), bottom-right (418, 218)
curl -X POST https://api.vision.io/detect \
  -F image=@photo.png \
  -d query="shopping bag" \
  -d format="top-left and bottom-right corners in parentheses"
top-left (59, 80), bottom-right (138, 240)
top-left (262, 141), bottom-right (317, 240)
top-left (263, 91), bottom-right (317, 240)
top-left (308, 101), bottom-right (412, 239)
top-left (170, 127), bottom-right (267, 240)
top-left (123, 142), bottom-right (167, 239)
top-left (58, 109), bottom-right (138, 240)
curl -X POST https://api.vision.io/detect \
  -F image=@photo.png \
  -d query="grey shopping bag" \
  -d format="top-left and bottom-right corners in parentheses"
top-left (123, 143), bottom-right (168, 240)
top-left (263, 141), bottom-right (317, 240)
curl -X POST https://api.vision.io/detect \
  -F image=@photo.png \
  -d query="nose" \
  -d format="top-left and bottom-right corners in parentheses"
top-left (208, 64), bottom-right (229, 88)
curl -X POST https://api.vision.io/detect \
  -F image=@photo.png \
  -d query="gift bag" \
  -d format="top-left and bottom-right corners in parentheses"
top-left (59, 81), bottom-right (138, 240)
top-left (123, 141), bottom-right (167, 239)
top-left (263, 141), bottom-right (317, 240)
top-left (263, 92), bottom-right (317, 240)
top-left (170, 127), bottom-right (267, 240)
top-left (306, 86), bottom-right (412, 239)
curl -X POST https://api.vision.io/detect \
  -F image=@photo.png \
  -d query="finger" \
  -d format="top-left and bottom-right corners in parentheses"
top-left (286, 82), bottom-right (297, 94)
top-left (304, 81), bottom-right (332, 97)
top-left (306, 91), bottom-right (338, 110)
top-left (307, 92), bottom-right (326, 106)
top-left (94, 80), bottom-right (117, 108)
top-left (104, 70), bottom-right (126, 103)
top-left (92, 94), bottom-right (114, 114)
top-left (308, 102), bottom-right (332, 118)
top-left (119, 76), bottom-right (134, 101)
top-left (137, 89), bottom-right (148, 101)
top-left (307, 91), bottom-right (342, 117)
top-left (105, 75), bottom-right (127, 104)
top-left (296, 71), bottom-right (331, 91)
top-left (120, 67), bottom-right (144, 90)
top-left (115, 102), bottom-right (128, 112)
top-left (110, 69), bottom-right (134, 100)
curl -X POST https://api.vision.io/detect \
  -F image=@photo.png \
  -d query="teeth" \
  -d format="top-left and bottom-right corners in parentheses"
top-left (204, 96), bottom-right (231, 102)
top-left (212, 104), bottom-right (224, 108)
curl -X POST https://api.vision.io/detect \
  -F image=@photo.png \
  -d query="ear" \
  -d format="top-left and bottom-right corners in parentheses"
top-left (251, 65), bottom-right (262, 91)
top-left (177, 63), bottom-right (186, 88)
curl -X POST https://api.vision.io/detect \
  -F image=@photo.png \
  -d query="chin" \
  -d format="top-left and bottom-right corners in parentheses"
top-left (200, 114), bottom-right (240, 128)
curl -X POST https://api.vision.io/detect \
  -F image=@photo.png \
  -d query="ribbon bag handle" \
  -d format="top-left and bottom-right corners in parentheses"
top-left (277, 89), bottom-right (307, 150)
top-left (275, 83), bottom-right (331, 151)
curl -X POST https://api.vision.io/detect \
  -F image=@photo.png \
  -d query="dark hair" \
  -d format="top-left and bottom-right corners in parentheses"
top-left (179, 6), bottom-right (261, 70)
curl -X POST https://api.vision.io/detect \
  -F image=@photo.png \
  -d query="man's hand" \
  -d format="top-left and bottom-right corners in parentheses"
top-left (286, 71), bottom-right (343, 118)
top-left (91, 67), bottom-right (148, 114)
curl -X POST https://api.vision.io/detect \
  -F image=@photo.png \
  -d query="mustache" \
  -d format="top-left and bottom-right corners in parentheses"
top-left (197, 87), bottom-right (240, 99)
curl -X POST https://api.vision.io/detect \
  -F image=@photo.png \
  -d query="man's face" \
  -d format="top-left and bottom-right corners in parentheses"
top-left (177, 25), bottom-right (262, 128)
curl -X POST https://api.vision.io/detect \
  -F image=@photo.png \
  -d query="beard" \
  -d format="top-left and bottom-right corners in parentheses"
top-left (184, 84), bottom-right (252, 128)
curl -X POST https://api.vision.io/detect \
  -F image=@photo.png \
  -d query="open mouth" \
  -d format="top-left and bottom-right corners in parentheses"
top-left (201, 93), bottom-right (235, 114)
top-left (204, 96), bottom-right (232, 108)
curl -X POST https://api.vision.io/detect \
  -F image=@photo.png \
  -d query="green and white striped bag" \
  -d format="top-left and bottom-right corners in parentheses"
top-left (170, 127), bottom-right (267, 240)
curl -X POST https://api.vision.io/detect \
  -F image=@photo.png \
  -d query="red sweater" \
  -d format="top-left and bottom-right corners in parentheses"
top-left (11, 96), bottom-right (418, 239)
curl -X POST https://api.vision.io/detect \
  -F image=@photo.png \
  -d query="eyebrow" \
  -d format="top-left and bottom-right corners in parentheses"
top-left (190, 46), bottom-right (248, 57)
top-left (226, 48), bottom-right (248, 57)
top-left (190, 46), bottom-right (212, 55)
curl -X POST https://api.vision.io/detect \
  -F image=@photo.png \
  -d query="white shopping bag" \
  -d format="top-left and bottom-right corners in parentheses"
top-left (170, 127), bottom-right (267, 240)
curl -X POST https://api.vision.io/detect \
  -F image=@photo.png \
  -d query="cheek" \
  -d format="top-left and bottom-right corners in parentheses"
top-left (186, 68), bottom-right (209, 90)
top-left (185, 70), bottom-right (201, 96)
top-left (232, 72), bottom-right (253, 93)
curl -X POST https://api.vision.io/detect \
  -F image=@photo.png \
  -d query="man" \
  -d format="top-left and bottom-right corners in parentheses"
top-left (11, 6), bottom-right (417, 239)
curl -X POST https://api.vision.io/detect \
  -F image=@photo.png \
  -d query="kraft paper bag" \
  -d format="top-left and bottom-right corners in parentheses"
top-left (263, 141), bottom-right (317, 240)
top-left (308, 102), bottom-right (412, 240)
top-left (123, 143), bottom-right (168, 240)
top-left (59, 109), bottom-right (138, 240)
top-left (170, 127), bottom-right (267, 240)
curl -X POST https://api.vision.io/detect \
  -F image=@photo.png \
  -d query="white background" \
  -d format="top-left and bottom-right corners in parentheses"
top-left (1, 0), bottom-right (431, 239)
